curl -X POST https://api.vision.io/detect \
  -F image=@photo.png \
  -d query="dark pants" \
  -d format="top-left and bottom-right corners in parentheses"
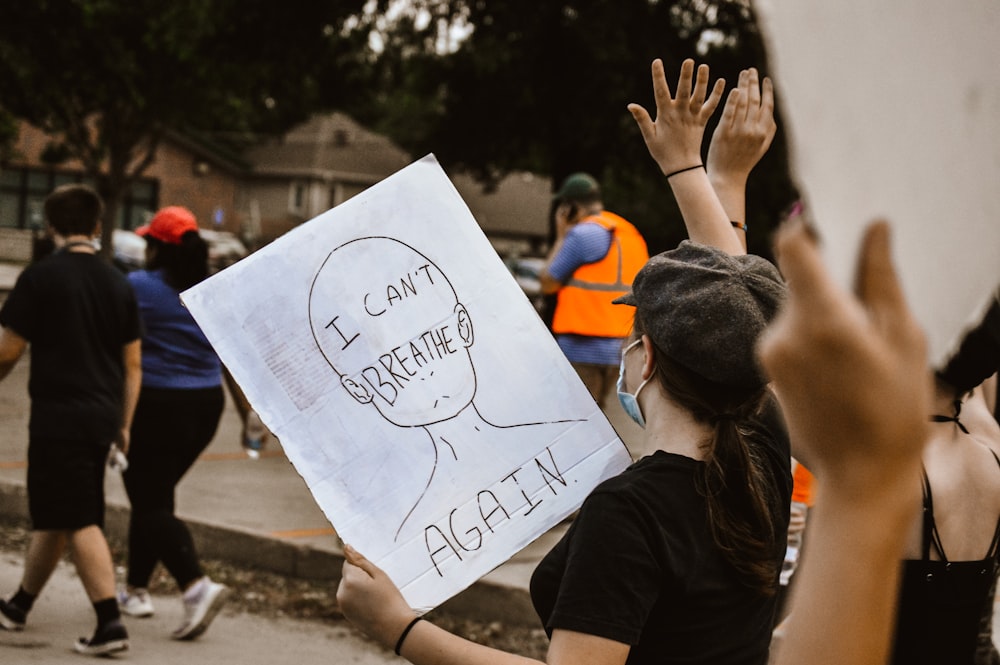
top-left (28, 436), bottom-right (110, 530)
top-left (570, 362), bottom-right (618, 409)
top-left (122, 385), bottom-right (224, 590)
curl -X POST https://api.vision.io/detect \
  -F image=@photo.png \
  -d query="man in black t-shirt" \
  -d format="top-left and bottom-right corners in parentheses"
top-left (0, 184), bottom-right (142, 656)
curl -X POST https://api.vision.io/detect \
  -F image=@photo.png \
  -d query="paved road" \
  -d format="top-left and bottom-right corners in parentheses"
top-left (0, 548), bottom-right (399, 664)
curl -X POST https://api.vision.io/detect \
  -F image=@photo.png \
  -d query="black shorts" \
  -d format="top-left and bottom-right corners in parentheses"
top-left (27, 436), bottom-right (110, 530)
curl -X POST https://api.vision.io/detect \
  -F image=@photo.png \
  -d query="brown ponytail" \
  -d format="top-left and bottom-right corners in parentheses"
top-left (633, 315), bottom-right (781, 596)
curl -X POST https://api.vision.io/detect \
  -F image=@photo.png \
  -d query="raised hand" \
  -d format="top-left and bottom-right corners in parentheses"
top-left (628, 58), bottom-right (726, 178)
top-left (761, 219), bottom-right (931, 665)
top-left (758, 219), bottom-right (930, 496)
top-left (707, 68), bottom-right (776, 186)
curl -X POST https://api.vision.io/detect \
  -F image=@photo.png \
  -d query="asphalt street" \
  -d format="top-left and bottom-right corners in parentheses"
top-left (0, 547), bottom-right (399, 664)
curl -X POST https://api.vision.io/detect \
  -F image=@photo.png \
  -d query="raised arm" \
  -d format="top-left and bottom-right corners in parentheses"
top-left (628, 58), bottom-right (742, 254)
top-left (758, 219), bottom-right (930, 665)
top-left (706, 68), bottom-right (777, 251)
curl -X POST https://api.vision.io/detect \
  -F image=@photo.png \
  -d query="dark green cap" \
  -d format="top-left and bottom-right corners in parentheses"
top-left (553, 172), bottom-right (600, 202)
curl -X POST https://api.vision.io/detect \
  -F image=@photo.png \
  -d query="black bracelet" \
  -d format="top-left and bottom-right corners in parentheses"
top-left (731, 220), bottom-right (748, 232)
top-left (665, 163), bottom-right (703, 179)
top-left (394, 616), bottom-right (423, 656)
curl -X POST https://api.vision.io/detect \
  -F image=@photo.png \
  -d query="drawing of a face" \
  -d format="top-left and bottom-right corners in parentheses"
top-left (309, 237), bottom-right (476, 427)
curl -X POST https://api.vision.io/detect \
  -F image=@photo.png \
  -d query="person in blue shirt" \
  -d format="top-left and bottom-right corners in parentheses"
top-left (117, 206), bottom-right (232, 641)
top-left (540, 174), bottom-right (649, 409)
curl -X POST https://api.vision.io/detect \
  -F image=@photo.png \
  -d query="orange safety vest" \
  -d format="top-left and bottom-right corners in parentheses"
top-left (791, 460), bottom-right (815, 507)
top-left (551, 211), bottom-right (649, 338)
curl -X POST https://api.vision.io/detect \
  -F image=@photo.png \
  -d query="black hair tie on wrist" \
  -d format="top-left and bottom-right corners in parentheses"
top-left (395, 616), bottom-right (424, 656)
top-left (665, 164), bottom-right (704, 179)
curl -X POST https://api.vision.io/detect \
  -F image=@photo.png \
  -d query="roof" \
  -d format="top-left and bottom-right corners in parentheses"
top-left (240, 111), bottom-right (552, 239)
top-left (451, 171), bottom-right (551, 239)
top-left (242, 112), bottom-right (411, 183)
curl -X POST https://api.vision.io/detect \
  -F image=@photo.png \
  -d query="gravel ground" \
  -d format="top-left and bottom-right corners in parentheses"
top-left (0, 515), bottom-right (549, 659)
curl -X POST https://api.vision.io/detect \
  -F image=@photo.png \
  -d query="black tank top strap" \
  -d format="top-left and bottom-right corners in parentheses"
top-left (920, 467), bottom-right (936, 561)
top-left (929, 398), bottom-right (970, 434)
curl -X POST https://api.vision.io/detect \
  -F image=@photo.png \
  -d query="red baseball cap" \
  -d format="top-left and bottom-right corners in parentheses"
top-left (136, 206), bottom-right (198, 244)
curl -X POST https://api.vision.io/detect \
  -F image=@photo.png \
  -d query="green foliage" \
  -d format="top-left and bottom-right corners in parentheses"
top-left (0, 109), bottom-right (18, 163)
top-left (0, 0), bottom-right (371, 254)
top-left (351, 0), bottom-right (797, 257)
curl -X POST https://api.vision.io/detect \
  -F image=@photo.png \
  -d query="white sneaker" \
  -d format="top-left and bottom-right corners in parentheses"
top-left (171, 578), bottom-right (229, 641)
top-left (117, 588), bottom-right (155, 618)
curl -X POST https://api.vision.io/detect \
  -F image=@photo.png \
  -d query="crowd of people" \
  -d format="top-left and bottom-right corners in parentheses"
top-left (335, 57), bottom-right (1000, 665)
top-left (0, 195), bottom-right (257, 654)
top-left (0, 53), bottom-right (997, 665)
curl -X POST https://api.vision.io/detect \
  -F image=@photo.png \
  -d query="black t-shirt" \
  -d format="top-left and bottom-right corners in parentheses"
top-left (0, 250), bottom-right (141, 441)
top-left (530, 400), bottom-right (791, 665)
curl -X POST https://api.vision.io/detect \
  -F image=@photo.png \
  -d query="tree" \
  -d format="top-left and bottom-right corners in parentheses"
top-left (0, 109), bottom-right (17, 164)
top-left (0, 0), bottom-right (371, 258)
top-left (350, 0), bottom-right (797, 257)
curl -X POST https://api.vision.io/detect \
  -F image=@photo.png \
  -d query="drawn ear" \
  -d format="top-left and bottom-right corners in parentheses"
top-left (341, 375), bottom-right (373, 404)
top-left (455, 302), bottom-right (474, 348)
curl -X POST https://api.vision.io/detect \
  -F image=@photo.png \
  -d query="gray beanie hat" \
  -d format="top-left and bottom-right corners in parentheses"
top-left (613, 240), bottom-right (786, 389)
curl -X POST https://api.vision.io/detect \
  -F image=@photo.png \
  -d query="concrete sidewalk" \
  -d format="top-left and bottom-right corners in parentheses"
top-left (0, 260), bottom-right (647, 628)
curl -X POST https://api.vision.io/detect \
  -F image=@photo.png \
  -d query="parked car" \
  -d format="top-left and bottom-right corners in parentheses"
top-left (504, 255), bottom-right (547, 314)
top-left (111, 228), bottom-right (147, 272)
top-left (198, 229), bottom-right (250, 273)
top-left (111, 228), bottom-right (249, 274)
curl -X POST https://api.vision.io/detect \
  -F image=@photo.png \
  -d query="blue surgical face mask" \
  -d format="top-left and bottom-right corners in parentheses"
top-left (617, 339), bottom-right (651, 428)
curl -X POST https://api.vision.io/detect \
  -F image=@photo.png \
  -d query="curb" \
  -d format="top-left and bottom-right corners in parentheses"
top-left (0, 480), bottom-right (539, 627)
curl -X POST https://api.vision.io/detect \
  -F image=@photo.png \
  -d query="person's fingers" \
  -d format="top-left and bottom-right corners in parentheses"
top-left (650, 59), bottom-right (674, 110)
top-left (717, 88), bottom-right (741, 131)
top-left (702, 77), bottom-right (726, 119)
top-left (627, 103), bottom-right (656, 145)
top-left (758, 219), bottom-right (839, 385)
top-left (736, 69), bottom-right (750, 120)
top-left (729, 81), bottom-right (749, 128)
top-left (675, 58), bottom-right (695, 101)
top-left (746, 68), bottom-right (761, 114)
top-left (852, 221), bottom-right (914, 338)
top-left (690, 62), bottom-right (710, 109)
top-left (772, 217), bottom-right (842, 317)
top-left (343, 543), bottom-right (380, 579)
top-left (759, 77), bottom-right (776, 129)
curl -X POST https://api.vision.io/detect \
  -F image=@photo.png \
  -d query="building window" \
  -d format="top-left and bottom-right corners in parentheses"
top-left (289, 181), bottom-right (306, 215)
top-left (124, 180), bottom-right (158, 230)
top-left (0, 166), bottom-right (158, 230)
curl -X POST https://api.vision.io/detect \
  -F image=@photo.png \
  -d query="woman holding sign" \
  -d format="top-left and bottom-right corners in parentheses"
top-left (338, 58), bottom-right (792, 665)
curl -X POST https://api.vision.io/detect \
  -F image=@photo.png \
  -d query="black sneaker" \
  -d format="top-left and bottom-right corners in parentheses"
top-left (73, 621), bottom-right (129, 656)
top-left (0, 599), bottom-right (26, 631)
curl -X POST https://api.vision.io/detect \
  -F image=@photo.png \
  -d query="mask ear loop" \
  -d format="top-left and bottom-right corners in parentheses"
top-left (618, 339), bottom-right (653, 428)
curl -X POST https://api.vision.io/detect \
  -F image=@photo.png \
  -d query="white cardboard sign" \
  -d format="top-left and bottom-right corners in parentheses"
top-left (182, 155), bottom-right (632, 612)
top-left (757, 0), bottom-right (1000, 363)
